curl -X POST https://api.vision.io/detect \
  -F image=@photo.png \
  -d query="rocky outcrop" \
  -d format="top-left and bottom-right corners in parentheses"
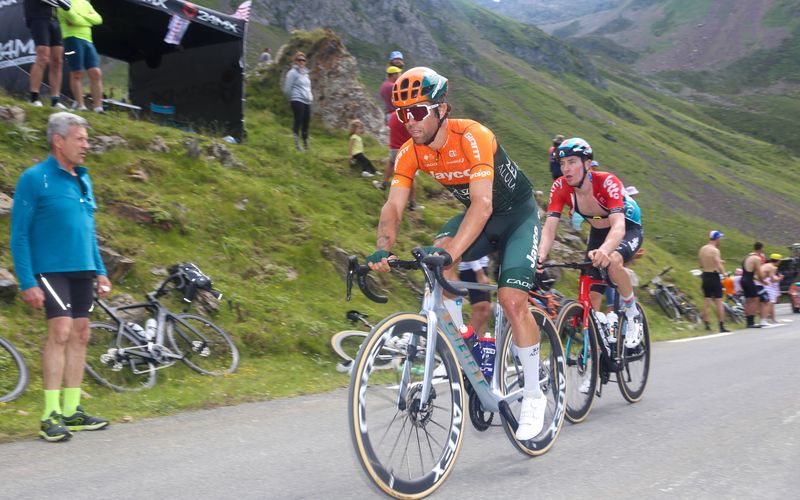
top-left (0, 268), bottom-right (18, 303)
top-left (99, 246), bottom-right (135, 282)
top-left (0, 106), bottom-right (25, 125)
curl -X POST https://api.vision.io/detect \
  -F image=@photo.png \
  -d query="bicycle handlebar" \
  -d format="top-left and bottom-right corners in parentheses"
top-left (346, 248), bottom-right (468, 304)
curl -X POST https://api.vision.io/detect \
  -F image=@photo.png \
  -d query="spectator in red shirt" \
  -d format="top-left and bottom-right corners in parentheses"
top-left (373, 111), bottom-right (422, 210)
top-left (380, 66), bottom-right (402, 123)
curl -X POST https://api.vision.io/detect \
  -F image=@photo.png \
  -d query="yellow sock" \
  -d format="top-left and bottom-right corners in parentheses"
top-left (41, 390), bottom-right (62, 421)
top-left (62, 387), bottom-right (81, 417)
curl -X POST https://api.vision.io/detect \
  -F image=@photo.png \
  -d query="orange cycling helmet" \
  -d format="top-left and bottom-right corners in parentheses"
top-left (392, 67), bottom-right (448, 108)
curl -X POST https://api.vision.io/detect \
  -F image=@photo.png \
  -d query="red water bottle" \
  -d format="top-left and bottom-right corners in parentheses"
top-left (459, 325), bottom-right (482, 363)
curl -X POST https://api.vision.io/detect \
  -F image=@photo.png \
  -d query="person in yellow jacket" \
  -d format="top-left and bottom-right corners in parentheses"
top-left (57, 0), bottom-right (104, 113)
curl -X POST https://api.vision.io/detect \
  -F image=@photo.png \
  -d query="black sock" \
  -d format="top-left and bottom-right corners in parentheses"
top-left (719, 322), bottom-right (725, 330)
top-left (51, 96), bottom-right (59, 106)
top-left (746, 315), bottom-right (754, 326)
top-left (30, 92), bottom-right (39, 102)
top-left (704, 321), bottom-right (710, 330)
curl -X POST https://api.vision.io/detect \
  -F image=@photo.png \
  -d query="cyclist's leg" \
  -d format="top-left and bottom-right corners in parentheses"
top-left (606, 224), bottom-right (643, 319)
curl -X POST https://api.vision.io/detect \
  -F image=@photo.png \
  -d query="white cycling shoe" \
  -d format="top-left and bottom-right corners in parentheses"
top-left (624, 317), bottom-right (643, 348)
top-left (516, 392), bottom-right (547, 441)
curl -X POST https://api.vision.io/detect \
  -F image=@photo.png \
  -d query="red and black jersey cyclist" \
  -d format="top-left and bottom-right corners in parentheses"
top-left (366, 67), bottom-right (548, 441)
top-left (537, 138), bottom-right (645, 347)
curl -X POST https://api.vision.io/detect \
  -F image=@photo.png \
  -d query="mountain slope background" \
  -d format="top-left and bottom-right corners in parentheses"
top-left (473, 0), bottom-right (800, 155)
top-left (1, 0), bottom-right (799, 438)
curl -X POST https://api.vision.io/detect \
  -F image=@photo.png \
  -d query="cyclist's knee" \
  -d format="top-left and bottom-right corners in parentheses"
top-left (498, 287), bottom-right (528, 314)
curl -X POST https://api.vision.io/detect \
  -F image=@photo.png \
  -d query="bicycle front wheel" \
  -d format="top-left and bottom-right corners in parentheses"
top-left (617, 304), bottom-right (651, 402)
top-left (0, 336), bottom-right (29, 403)
top-left (555, 301), bottom-right (599, 423)
top-left (349, 313), bottom-right (464, 499)
top-left (168, 314), bottom-right (239, 375)
top-left (497, 308), bottom-right (566, 456)
top-left (85, 322), bottom-right (157, 392)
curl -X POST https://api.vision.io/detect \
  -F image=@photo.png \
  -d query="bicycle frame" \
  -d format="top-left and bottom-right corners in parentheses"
top-left (399, 267), bottom-right (526, 417)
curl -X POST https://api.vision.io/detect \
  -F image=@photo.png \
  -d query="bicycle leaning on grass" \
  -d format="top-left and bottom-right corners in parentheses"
top-left (0, 334), bottom-right (29, 403)
top-left (85, 263), bottom-right (239, 392)
top-left (640, 266), bottom-right (700, 324)
top-left (546, 260), bottom-right (651, 424)
top-left (346, 248), bottom-right (567, 498)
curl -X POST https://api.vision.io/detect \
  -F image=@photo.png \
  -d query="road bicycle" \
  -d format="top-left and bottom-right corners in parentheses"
top-left (547, 261), bottom-right (650, 424)
top-left (346, 248), bottom-right (567, 498)
top-left (640, 266), bottom-right (700, 324)
top-left (0, 335), bottom-right (29, 403)
top-left (85, 263), bottom-right (239, 392)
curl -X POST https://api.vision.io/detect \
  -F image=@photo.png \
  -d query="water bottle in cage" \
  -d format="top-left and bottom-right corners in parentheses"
top-left (592, 311), bottom-right (613, 358)
top-left (606, 312), bottom-right (618, 343)
top-left (460, 324), bottom-right (482, 363)
top-left (144, 319), bottom-right (158, 341)
top-left (478, 333), bottom-right (496, 381)
top-left (127, 322), bottom-right (146, 340)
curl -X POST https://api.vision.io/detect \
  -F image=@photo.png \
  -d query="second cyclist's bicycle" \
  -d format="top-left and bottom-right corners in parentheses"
top-left (547, 261), bottom-right (651, 424)
top-left (346, 249), bottom-right (567, 498)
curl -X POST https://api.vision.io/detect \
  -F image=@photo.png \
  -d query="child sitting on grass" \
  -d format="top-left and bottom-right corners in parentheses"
top-left (348, 119), bottom-right (377, 177)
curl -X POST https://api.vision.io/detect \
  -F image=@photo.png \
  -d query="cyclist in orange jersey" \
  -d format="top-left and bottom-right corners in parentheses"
top-left (365, 67), bottom-right (547, 441)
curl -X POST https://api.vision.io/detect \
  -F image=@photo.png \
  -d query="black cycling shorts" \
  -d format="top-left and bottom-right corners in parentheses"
top-left (29, 18), bottom-right (62, 48)
top-left (458, 268), bottom-right (491, 305)
top-left (36, 272), bottom-right (95, 319)
top-left (701, 272), bottom-right (723, 299)
top-left (586, 222), bottom-right (643, 294)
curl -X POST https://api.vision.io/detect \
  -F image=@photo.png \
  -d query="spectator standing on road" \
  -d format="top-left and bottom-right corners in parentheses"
top-left (698, 230), bottom-right (729, 332)
top-left (57, 0), bottom-right (105, 113)
top-left (258, 47), bottom-right (272, 64)
top-left (741, 242), bottom-right (768, 328)
top-left (548, 134), bottom-right (565, 180)
top-left (283, 51), bottom-right (313, 151)
top-left (10, 112), bottom-right (111, 442)
top-left (348, 119), bottom-right (377, 178)
top-left (380, 66), bottom-right (402, 123)
top-left (24, 0), bottom-right (69, 109)
top-left (760, 253), bottom-right (784, 324)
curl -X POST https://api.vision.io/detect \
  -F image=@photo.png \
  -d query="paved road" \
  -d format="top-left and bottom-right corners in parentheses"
top-left (2, 306), bottom-right (799, 499)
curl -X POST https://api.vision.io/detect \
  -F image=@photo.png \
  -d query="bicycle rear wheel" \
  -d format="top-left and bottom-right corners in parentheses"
top-left (168, 314), bottom-right (239, 375)
top-left (349, 313), bottom-right (464, 499)
top-left (497, 308), bottom-right (566, 456)
top-left (331, 330), bottom-right (366, 363)
top-left (555, 301), bottom-right (599, 423)
top-left (85, 322), bottom-right (157, 392)
top-left (724, 303), bottom-right (745, 325)
top-left (617, 304), bottom-right (650, 402)
top-left (0, 336), bottom-right (29, 403)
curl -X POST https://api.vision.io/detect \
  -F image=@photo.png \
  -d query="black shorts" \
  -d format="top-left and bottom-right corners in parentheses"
top-left (36, 272), bottom-right (95, 320)
top-left (701, 272), bottom-right (723, 299)
top-left (458, 268), bottom-right (491, 305)
top-left (586, 222), bottom-right (643, 293)
top-left (28, 18), bottom-right (62, 47)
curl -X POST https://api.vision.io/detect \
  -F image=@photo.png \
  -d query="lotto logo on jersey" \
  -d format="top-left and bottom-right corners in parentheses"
top-left (603, 177), bottom-right (621, 199)
top-left (464, 132), bottom-right (481, 161)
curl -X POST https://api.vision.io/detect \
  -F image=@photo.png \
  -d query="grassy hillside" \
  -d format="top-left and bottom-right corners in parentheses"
top-left (2, 3), bottom-right (799, 439)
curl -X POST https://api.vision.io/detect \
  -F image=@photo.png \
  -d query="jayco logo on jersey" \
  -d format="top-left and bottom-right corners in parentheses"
top-left (603, 177), bottom-right (621, 199)
top-left (464, 132), bottom-right (481, 161)
top-left (433, 169), bottom-right (470, 181)
top-left (526, 225), bottom-right (540, 268)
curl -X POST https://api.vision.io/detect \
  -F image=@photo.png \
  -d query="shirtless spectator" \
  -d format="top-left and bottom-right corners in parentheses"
top-left (741, 242), bottom-right (768, 328)
top-left (699, 231), bottom-right (729, 332)
top-left (759, 254), bottom-right (784, 325)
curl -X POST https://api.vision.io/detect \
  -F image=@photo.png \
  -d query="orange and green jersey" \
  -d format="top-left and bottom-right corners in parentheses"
top-left (392, 119), bottom-right (533, 214)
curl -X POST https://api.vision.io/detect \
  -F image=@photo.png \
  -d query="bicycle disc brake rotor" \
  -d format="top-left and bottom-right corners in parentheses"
top-left (406, 382), bottom-right (436, 428)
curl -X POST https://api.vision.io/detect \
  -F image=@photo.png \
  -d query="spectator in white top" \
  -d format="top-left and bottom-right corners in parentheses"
top-left (283, 51), bottom-right (313, 151)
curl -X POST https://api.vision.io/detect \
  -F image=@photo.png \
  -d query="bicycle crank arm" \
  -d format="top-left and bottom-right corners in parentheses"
top-left (498, 400), bottom-right (517, 431)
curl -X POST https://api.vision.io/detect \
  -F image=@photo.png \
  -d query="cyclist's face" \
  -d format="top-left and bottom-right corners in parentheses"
top-left (405, 104), bottom-right (445, 144)
top-left (560, 156), bottom-right (588, 186)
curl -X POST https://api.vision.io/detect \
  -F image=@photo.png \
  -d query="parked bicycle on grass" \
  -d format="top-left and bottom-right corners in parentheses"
top-left (547, 260), bottom-right (650, 424)
top-left (0, 334), bottom-right (29, 403)
top-left (85, 263), bottom-right (239, 392)
top-left (346, 249), bottom-right (567, 498)
top-left (639, 267), bottom-right (700, 324)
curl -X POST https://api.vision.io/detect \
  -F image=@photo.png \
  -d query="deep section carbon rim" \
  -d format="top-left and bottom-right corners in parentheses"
top-left (85, 322), bottom-right (157, 392)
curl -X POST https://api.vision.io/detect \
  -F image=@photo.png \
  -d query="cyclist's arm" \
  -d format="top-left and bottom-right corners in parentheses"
top-left (376, 185), bottom-right (410, 253)
top-left (538, 216), bottom-right (560, 264)
top-left (597, 212), bottom-right (625, 256)
top-left (440, 178), bottom-right (492, 261)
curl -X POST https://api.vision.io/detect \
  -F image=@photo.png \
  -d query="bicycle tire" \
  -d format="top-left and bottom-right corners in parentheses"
top-left (168, 314), bottom-right (239, 376)
top-left (497, 308), bottom-right (566, 455)
top-left (555, 301), bottom-right (599, 424)
top-left (331, 330), bottom-right (367, 363)
top-left (349, 312), bottom-right (464, 499)
top-left (0, 336), bottom-right (29, 403)
top-left (725, 303), bottom-right (745, 324)
top-left (655, 289), bottom-right (680, 320)
top-left (85, 322), bottom-right (157, 392)
top-left (617, 304), bottom-right (650, 402)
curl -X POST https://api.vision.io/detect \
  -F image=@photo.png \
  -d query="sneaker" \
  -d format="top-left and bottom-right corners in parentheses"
top-left (76, 105), bottom-right (89, 112)
top-left (93, 106), bottom-right (105, 114)
top-left (720, 325), bottom-right (730, 333)
top-left (62, 406), bottom-right (109, 431)
top-left (624, 316), bottom-right (643, 348)
top-left (361, 171), bottom-right (375, 177)
top-left (516, 392), bottom-right (547, 441)
top-left (31, 100), bottom-right (43, 107)
top-left (53, 102), bottom-right (68, 110)
top-left (39, 411), bottom-right (72, 442)
top-left (408, 203), bottom-right (425, 211)
top-left (372, 180), bottom-right (386, 190)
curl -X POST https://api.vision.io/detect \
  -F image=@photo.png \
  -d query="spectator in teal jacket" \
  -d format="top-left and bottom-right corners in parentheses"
top-left (57, 0), bottom-right (104, 112)
top-left (11, 112), bottom-right (111, 442)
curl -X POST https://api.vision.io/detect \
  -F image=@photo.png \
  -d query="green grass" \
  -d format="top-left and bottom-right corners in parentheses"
top-left (1, 15), bottom-right (798, 440)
